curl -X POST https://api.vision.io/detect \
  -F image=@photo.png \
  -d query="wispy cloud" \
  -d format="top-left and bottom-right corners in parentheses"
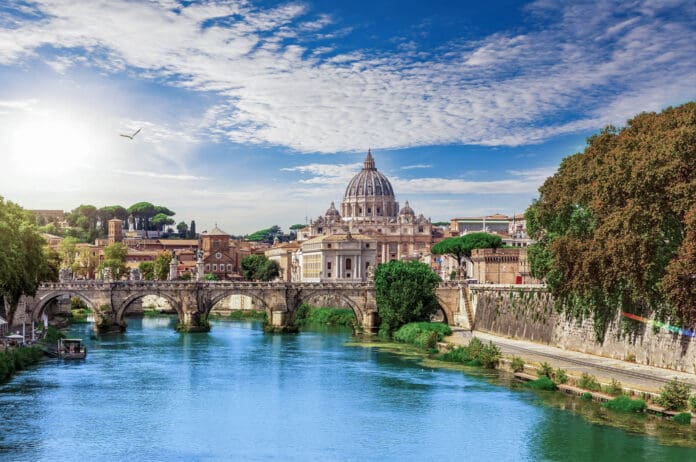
top-left (115, 170), bottom-right (208, 181)
top-left (401, 164), bottom-right (432, 170)
top-left (0, 0), bottom-right (692, 153)
top-left (281, 162), bottom-right (361, 184)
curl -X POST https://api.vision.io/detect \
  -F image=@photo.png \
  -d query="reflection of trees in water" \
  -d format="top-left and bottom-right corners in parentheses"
top-left (530, 392), bottom-right (696, 459)
top-left (141, 316), bottom-right (177, 329)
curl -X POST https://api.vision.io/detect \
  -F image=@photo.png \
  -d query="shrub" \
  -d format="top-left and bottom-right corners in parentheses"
top-left (578, 373), bottom-right (601, 391)
top-left (510, 356), bottom-right (525, 373)
top-left (673, 412), bottom-right (692, 425)
top-left (479, 342), bottom-right (502, 369)
top-left (603, 395), bottom-right (647, 413)
top-left (606, 378), bottom-right (623, 396)
top-left (393, 322), bottom-right (452, 349)
top-left (294, 306), bottom-right (356, 328)
top-left (580, 392), bottom-right (593, 401)
top-left (656, 379), bottom-right (692, 411)
top-left (526, 377), bottom-right (557, 391)
top-left (690, 396), bottom-right (696, 410)
top-left (554, 368), bottom-right (568, 384)
top-left (624, 353), bottom-right (636, 363)
top-left (437, 338), bottom-right (500, 369)
top-left (537, 362), bottom-right (553, 379)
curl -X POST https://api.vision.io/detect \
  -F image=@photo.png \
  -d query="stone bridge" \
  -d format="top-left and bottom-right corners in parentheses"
top-left (18, 281), bottom-right (468, 334)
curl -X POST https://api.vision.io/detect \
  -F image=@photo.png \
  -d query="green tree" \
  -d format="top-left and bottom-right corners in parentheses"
top-left (97, 205), bottom-right (128, 234)
top-left (0, 197), bottom-right (52, 320)
top-left (431, 232), bottom-right (503, 278)
top-left (176, 221), bottom-right (188, 238)
top-left (241, 254), bottom-right (280, 281)
top-left (187, 220), bottom-right (197, 239)
top-left (374, 260), bottom-right (442, 336)
top-left (289, 224), bottom-right (306, 230)
top-left (74, 246), bottom-right (99, 279)
top-left (151, 213), bottom-right (175, 232)
top-left (153, 251), bottom-right (173, 280)
top-left (98, 242), bottom-right (128, 279)
top-left (139, 261), bottom-right (155, 280)
top-left (525, 103), bottom-right (696, 336)
top-left (127, 202), bottom-right (156, 237)
top-left (246, 225), bottom-right (282, 244)
top-left (204, 272), bottom-right (218, 281)
top-left (57, 236), bottom-right (79, 269)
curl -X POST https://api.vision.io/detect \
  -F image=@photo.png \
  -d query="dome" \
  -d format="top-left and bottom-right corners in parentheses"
top-left (399, 201), bottom-right (415, 216)
top-left (325, 201), bottom-right (341, 218)
top-left (343, 149), bottom-right (395, 200)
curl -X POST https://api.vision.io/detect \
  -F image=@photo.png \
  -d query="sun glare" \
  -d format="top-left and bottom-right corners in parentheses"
top-left (7, 110), bottom-right (98, 177)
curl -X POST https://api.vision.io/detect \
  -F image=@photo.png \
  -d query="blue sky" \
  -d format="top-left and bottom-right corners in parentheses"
top-left (0, 0), bottom-right (694, 234)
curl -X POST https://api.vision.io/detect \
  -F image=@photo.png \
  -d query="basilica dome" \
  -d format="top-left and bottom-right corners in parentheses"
top-left (341, 150), bottom-right (399, 221)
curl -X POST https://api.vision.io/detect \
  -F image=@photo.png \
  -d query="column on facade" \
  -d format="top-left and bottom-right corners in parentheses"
top-left (335, 254), bottom-right (340, 280)
top-left (357, 254), bottom-right (362, 280)
top-left (396, 243), bottom-right (401, 260)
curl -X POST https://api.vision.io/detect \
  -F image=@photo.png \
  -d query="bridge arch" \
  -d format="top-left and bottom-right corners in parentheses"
top-left (116, 292), bottom-right (183, 324)
top-left (32, 291), bottom-right (96, 322)
top-left (296, 290), bottom-right (365, 325)
top-left (204, 291), bottom-right (270, 319)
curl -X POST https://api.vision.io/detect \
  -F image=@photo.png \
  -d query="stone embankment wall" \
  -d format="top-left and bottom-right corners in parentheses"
top-left (469, 285), bottom-right (696, 373)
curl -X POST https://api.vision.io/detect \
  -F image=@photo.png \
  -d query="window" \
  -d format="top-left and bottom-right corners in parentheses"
top-left (318, 227), bottom-right (323, 233)
top-left (215, 252), bottom-right (222, 259)
top-left (345, 258), bottom-right (352, 270)
top-left (227, 264), bottom-right (233, 271)
top-left (358, 207), bottom-right (362, 214)
top-left (205, 264), bottom-right (210, 271)
top-left (327, 272), bottom-right (331, 278)
top-left (212, 264), bottom-right (217, 271)
top-left (418, 227), bottom-right (424, 233)
top-left (327, 261), bottom-right (332, 270)
top-left (367, 208), bottom-right (371, 214)
top-left (377, 208), bottom-right (381, 215)
top-left (327, 244), bottom-right (332, 249)
top-left (213, 240), bottom-right (219, 249)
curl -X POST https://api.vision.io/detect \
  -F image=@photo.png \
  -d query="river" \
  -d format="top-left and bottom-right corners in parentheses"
top-left (0, 317), bottom-right (694, 461)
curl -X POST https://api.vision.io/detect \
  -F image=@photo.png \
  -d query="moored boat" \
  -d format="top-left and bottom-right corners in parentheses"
top-left (58, 338), bottom-right (87, 360)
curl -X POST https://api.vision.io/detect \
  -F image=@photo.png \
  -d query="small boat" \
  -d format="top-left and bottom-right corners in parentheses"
top-left (58, 338), bottom-right (87, 360)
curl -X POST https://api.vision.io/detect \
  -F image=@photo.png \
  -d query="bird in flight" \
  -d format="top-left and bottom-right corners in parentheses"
top-left (120, 128), bottom-right (141, 140)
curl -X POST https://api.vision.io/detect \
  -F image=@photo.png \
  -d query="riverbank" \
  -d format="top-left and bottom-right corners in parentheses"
top-left (0, 345), bottom-right (43, 384)
top-left (446, 329), bottom-right (696, 395)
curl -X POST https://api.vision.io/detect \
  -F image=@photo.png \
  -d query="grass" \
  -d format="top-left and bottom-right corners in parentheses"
top-left (215, 310), bottom-right (268, 321)
top-left (437, 337), bottom-right (501, 369)
top-left (537, 362), bottom-right (553, 379)
top-left (0, 346), bottom-right (44, 383)
top-left (603, 395), bottom-right (647, 413)
top-left (580, 392), bottom-right (593, 401)
top-left (393, 322), bottom-right (452, 350)
top-left (673, 412), bottom-right (692, 425)
top-left (525, 376), bottom-right (558, 391)
top-left (294, 304), bottom-right (356, 328)
top-left (578, 373), bottom-right (602, 392)
top-left (510, 356), bottom-right (525, 373)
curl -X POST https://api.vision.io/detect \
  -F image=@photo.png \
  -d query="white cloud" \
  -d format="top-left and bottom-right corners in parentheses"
top-left (401, 164), bottom-right (432, 170)
top-left (115, 170), bottom-right (208, 181)
top-left (281, 162), bottom-right (361, 184)
top-left (0, 0), bottom-right (691, 154)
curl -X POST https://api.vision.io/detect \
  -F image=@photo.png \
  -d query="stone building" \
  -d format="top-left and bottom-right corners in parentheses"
top-left (300, 150), bottom-right (435, 263)
top-left (265, 241), bottom-right (301, 282)
top-left (298, 232), bottom-right (377, 282)
top-left (470, 247), bottom-right (540, 284)
top-left (199, 225), bottom-right (243, 280)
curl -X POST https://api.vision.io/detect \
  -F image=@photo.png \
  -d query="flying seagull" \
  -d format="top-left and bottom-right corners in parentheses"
top-left (120, 128), bottom-right (141, 140)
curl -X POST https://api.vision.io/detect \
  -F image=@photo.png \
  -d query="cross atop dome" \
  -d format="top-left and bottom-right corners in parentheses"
top-left (363, 148), bottom-right (376, 170)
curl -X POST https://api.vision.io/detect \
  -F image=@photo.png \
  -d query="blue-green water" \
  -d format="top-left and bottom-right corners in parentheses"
top-left (0, 317), bottom-right (694, 461)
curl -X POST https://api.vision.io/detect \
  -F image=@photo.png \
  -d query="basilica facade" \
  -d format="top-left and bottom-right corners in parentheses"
top-left (299, 150), bottom-right (435, 265)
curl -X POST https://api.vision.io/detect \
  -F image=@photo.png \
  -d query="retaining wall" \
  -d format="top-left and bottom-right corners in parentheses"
top-left (469, 285), bottom-right (696, 373)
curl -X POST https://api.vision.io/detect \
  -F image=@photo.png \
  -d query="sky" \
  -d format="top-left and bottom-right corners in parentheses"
top-left (0, 0), bottom-right (694, 234)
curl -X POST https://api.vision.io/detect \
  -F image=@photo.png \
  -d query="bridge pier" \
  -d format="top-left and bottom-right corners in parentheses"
top-left (360, 310), bottom-right (380, 335)
top-left (176, 311), bottom-right (211, 333)
top-left (94, 305), bottom-right (126, 334)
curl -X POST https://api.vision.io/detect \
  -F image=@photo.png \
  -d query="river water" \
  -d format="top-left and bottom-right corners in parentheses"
top-left (0, 317), bottom-right (694, 461)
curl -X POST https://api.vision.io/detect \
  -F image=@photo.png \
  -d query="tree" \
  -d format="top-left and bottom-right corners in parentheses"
top-left (526, 103), bottom-right (696, 337)
top-left (151, 213), bottom-right (175, 232)
top-left (176, 221), bottom-right (188, 238)
top-left (58, 236), bottom-right (79, 268)
top-left (241, 254), bottom-right (280, 281)
top-left (98, 242), bottom-right (128, 279)
top-left (374, 260), bottom-right (442, 336)
top-left (187, 220), bottom-right (197, 239)
top-left (431, 233), bottom-right (503, 278)
top-left (74, 247), bottom-right (99, 279)
top-left (246, 225), bottom-right (283, 244)
top-left (204, 273), bottom-right (218, 281)
top-left (139, 261), bottom-right (155, 280)
top-left (153, 251), bottom-right (173, 280)
top-left (289, 224), bottom-right (306, 230)
top-left (97, 205), bottom-right (128, 234)
top-left (0, 197), bottom-right (52, 320)
top-left (127, 202), bottom-right (156, 237)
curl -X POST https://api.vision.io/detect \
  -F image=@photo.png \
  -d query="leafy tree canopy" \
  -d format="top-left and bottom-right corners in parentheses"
top-left (0, 197), bottom-right (52, 315)
top-left (374, 260), bottom-right (441, 336)
top-left (241, 254), bottom-right (280, 281)
top-left (98, 242), bottom-right (129, 279)
top-left (431, 233), bottom-right (503, 277)
top-left (246, 225), bottom-right (283, 243)
top-left (289, 224), bottom-right (306, 230)
top-left (526, 103), bottom-right (696, 336)
top-left (153, 251), bottom-right (172, 280)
